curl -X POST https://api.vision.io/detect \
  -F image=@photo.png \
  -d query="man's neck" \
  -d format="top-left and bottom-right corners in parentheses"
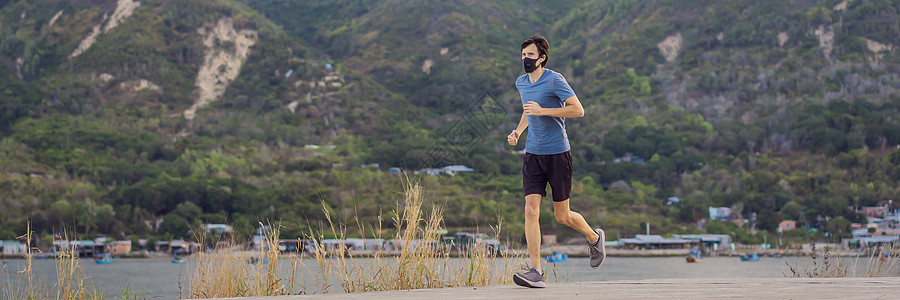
top-left (527, 67), bottom-right (545, 83)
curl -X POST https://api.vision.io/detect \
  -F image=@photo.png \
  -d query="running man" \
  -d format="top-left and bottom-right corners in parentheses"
top-left (508, 35), bottom-right (606, 288)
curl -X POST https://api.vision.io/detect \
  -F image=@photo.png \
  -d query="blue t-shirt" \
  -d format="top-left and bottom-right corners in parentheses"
top-left (515, 69), bottom-right (576, 155)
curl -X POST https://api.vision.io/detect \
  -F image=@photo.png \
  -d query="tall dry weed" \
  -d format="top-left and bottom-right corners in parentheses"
top-left (55, 234), bottom-right (103, 299)
top-left (310, 180), bottom-right (517, 293)
top-left (860, 246), bottom-right (900, 277)
top-left (5, 179), bottom-right (516, 298)
top-left (187, 222), bottom-right (297, 298)
top-left (2, 225), bottom-right (114, 299)
top-left (186, 178), bottom-right (515, 296)
top-left (261, 223), bottom-right (284, 295)
top-left (787, 244), bottom-right (900, 278)
top-left (785, 246), bottom-right (846, 278)
top-left (2, 222), bottom-right (40, 299)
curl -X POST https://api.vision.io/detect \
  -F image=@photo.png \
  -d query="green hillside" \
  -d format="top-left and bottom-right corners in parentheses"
top-left (1, 0), bottom-right (898, 246)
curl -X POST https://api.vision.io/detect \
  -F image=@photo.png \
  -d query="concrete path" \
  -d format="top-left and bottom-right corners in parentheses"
top-left (230, 277), bottom-right (899, 299)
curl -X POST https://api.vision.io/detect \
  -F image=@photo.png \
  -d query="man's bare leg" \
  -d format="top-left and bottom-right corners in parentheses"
top-left (524, 194), bottom-right (543, 273)
top-left (553, 199), bottom-right (600, 243)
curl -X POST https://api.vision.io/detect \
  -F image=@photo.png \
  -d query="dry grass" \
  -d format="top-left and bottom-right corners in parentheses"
top-left (786, 244), bottom-right (900, 278)
top-left (857, 246), bottom-right (900, 277)
top-left (20, 222), bottom-right (35, 299)
top-left (785, 245), bottom-right (847, 278)
top-left (186, 222), bottom-right (296, 298)
top-left (55, 235), bottom-right (103, 299)
top-left (186, 245), bottom-right (252, 297)
top-left (6, 179), bottom-right (514, 298)
top-left (2, 222), bottom-right (38, 299)
top-left (261, 223), bottom-right (284, 295)
top-left (184, 179), bottom-right (517, 296)
top-left (312, 180), bottom-right (519, 293)
top-left (2, 224), bottom-right (109, 300)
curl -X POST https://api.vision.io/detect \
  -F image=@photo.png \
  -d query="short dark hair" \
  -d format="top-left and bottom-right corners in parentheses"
top-left (521, 35), bottom-right (550, 67)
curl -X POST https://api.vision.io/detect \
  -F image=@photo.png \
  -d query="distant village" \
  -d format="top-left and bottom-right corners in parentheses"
top-left (685, 199), bottom-right (900, 252)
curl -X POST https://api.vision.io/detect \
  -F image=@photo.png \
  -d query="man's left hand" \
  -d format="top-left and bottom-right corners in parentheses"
top-left (523, 101), bottom-right (544, 116)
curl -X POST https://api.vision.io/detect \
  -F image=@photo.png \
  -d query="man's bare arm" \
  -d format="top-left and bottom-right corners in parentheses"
top-left (515, 112), bottom-right (528, 133)
top-left (508, 112), bottom-right (528, 146)
top-left (523, 96), bottom-right (585, 118)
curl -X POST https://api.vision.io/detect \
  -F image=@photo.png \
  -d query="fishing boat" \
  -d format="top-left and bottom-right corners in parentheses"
top-left (739, 253), bottom-right (760, 262)
top-left (247, 257), bottom-right (269, 265)
top-left (172, 256), bottom-right (186, 264)
top-left (94, 253), bottom-right (112, 264)
top-left (686, 248), bottom-right (703, 263)
top-left (545, 252), bottom-right (567, 263)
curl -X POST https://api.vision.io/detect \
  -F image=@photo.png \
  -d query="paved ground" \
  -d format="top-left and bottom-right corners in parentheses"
top-left (229, 277), bottom-right (900, 299)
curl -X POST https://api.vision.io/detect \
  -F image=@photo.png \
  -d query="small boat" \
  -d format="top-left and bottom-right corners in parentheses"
top-left (94, 253), bottom-right (112, 264)
top-left (545, 252), bottom-right (567, 263)
top-left (739, 253), bottom-right (760, 262)
top-left (248, 257), bottom-right (269, 265)
top-left (686, 248), bottom-right (703, 263)
top-left (172, 256), bottom-right (186, 264)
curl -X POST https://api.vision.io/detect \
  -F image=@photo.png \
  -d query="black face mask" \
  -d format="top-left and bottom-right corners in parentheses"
top-left (523, 56), bottom-right (541, 73)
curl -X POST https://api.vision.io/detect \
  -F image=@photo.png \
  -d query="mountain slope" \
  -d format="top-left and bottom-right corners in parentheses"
top-left (0, 0), bottom-right (898, 243)
top-left (0, 0), bottom-right (414, 238)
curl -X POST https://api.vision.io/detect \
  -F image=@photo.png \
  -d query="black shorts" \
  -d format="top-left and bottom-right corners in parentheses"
top-left (522, 150), bottom-right (573, 202)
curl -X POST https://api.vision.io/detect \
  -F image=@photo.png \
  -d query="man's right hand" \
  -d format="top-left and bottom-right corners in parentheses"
top-left (507, 130), bottom-right (520, 146)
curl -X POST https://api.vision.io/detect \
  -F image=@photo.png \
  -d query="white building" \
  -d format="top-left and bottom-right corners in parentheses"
top-left (618, 235), bottom-right (695, 250)
top-left (672, 234), bottom-right (733, 251)
top-left (708, 207), bottom-right (733, 222)
top-left (417, 165), bottom-right (475, 176)
top-left (1, 240), bottom-right (26, 255)
top-left (202, 223), bottom-right (234, 234)
top-left (345, 238), bottom-right (385, 251)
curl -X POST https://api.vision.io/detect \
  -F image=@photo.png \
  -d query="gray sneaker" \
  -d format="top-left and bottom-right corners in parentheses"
top-left (513, 267), bottom-right (546, 288)
top-left (589, 228), bottom-right (606, 268)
